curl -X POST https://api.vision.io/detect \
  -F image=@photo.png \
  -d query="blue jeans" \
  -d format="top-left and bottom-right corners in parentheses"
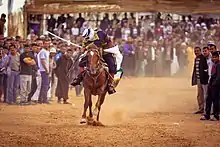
top-left (39, 71), bottom-right (49, 103)
top-left (7, 71), bottom-right (20, 103)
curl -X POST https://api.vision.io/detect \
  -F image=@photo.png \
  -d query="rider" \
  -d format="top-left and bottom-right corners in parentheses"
top-left (71, 28), bottom-right (118, 94)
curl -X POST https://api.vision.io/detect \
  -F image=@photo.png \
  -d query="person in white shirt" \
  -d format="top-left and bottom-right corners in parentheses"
top-left (203, 46), bottom-right (213, 82)
top-left (38, 39), bottom-right (50, 104)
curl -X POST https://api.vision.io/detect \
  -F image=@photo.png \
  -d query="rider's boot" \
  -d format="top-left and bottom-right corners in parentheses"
top-left (71, 70), bottom-right (86, 86)
top-left (108, 73), bottom-right (116, 95)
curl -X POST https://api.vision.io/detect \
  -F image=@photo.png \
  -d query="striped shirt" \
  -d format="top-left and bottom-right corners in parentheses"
top-left (195, 57), bottom-right (200, 84)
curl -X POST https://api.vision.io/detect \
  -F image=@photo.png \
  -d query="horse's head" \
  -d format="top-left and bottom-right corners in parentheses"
top-left (87, 49), bottom-right (101, 75)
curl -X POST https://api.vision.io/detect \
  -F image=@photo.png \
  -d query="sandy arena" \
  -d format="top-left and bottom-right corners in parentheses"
top-left (0, 77), bottom-right (220, 147)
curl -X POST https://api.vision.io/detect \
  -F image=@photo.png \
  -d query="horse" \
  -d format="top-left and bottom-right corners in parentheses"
top-left (80, 47), bottom-right (109, 126)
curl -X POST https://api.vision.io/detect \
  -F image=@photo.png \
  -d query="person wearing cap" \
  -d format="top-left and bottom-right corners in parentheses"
top-left (48, 47), bottom-right (57, 101)
top-left (20, 44), bottom-right (36, 105)
top-left (200, 51), bottom-right (220, 121)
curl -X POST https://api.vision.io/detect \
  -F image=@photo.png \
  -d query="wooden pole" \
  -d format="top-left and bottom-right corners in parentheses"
top-left (23, 5), bottom-right (28, 39)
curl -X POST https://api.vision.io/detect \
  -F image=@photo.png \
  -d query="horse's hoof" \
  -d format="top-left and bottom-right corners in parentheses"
top-left (80, 118), bottom-right (87, 124)
top-left (93, 108), bottom-right (98, 116)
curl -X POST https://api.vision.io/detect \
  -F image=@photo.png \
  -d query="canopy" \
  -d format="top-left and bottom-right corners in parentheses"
top-left (25, 0), bottom-right (220, 14)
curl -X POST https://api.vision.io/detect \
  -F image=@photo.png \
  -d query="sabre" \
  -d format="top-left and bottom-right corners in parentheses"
top-left (46, 31), bottom-right (83, 48)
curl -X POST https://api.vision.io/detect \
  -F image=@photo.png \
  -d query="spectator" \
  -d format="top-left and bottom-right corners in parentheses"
top-left (57, 14), bottom-right (66, 28)
top-left (121, 23), bottom-right (130, 41)
top-left (128, 13), bottom-right (136, 26)
top-left (100, 13), bottom-right (110, 31)
top-left (66, 14), bottom-right (74, 29)
top-left (38, 39), bottom-right (50, 104)
top-left (7, 44), bottom-right (20, 104)
top-left (48, 47), bottom-right (57, 100)
top-left (121, 13), bottom-right (128, 27)
top-left (200, 51), bottom-right (220, 121)
top-left (0, 46), bottom-right (4, 101)
top-left (76, 13), bottom-right (85, 29)
top-left (111, 13), bottom-right (120, 29)
top-left (47, 14), bottom-right (56, 33)
top-left (20, 44), bottom-right (36, 105)
top-left (0, 13), bottom-right (6, 39)
top-left (192, 47), bottom-right (209, 114)
top-left (27, 43), bottom-right (39, 103)
top-left (122, 38), bottom-right (135, 76)
top-left (54, 45), bottom-right (72, 104)
top-left (2, 46), bottom-right (9, 103)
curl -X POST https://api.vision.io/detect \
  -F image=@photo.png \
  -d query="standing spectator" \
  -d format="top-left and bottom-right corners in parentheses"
top-left (47, 14), bottom-right (56, 33)
top-left (2, 46), bottom-right (9, 103)
top-left (71, 24), bottom-right (80, 37)
top-left (203, 46), bottom-right (213, 82)
top-left (0, 46), bottom-right (4, 101)
top-left (100, 13), bottom-right (110, 31)
top-left (111, 13), bottom-right (120, 29)
top-left (66, 14), bottom-right (74, 29)
top-left (130, 24), bottom-right (138, 39)
top-left (200, 51), bottom-right (220, 121)
top-left (192, 47), bottom-right (209, 114)
top-left (113, 24), bottom-right (122, 41)
top-left (121, 23), bottom-right (131, 41)
top-left (20, 44), bottom-right (36, 105)
top-left (27, 43), bottom-right (39, 103)
top-left (121, 13), bottom-right (128, 27)
top-left (38, 39), bottom-right (50, 104)
top-left (54, 46), bottom-right (73, 104)
top-left (0, 13), bottom-right (6, 39)
top-left (134, 39), bottom-right (144, 76)
top-left (57, 14), bottom-right (66, 28)
top-left (76, 13), bottom-right (85, 29)
top-left (122, 38), bottom-right (135, 76)
top-left (128, 13), bottom-right (136, 26)
top-left (48, 47), bottom-right (57, 101)
top-left (7, 44), bottom-right (20, 104)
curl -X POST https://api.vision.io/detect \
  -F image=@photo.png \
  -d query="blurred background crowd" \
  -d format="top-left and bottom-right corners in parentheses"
top-left (27, 12), bottom-right (220, 77)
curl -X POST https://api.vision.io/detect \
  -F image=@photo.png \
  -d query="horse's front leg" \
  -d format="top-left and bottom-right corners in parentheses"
top-left (80, 89), bottom-right (91, 124)
top-left (94, 93), bottom-right (106, 122)
top-left (88, 96), bottom-right (93, 118)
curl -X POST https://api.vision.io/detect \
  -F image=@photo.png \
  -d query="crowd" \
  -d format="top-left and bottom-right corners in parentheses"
top-left (192, 43), bottom-right (220, 121)
top-left (30, 12), bottom-right (219, 77)
top-left (1, 12), bottom-right (84, 104)
top-left (0, 35), bottom-right (85, 105)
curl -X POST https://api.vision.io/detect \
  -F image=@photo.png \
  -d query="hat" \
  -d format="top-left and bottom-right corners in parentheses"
top-left (195, 24), bottom-right (200, 27)
top-left (50, 47), bottom-right (57, 53)
top-left (208, 41), bottom-right (215, 46)
top-left (201, 23), bottom-right (206, 26)
top-left (150, 23), bottom-right (155, 26)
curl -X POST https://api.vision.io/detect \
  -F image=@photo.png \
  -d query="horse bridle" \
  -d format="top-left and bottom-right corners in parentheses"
top-left (87, 49), bottom-right (102, 74)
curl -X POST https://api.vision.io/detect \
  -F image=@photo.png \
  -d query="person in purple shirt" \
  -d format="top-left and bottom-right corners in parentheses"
top-left (122, 38), bottom-right (135, 76)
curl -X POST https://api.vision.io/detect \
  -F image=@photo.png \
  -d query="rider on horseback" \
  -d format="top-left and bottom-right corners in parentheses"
top-left (71, 28), bottom-right (120, 95)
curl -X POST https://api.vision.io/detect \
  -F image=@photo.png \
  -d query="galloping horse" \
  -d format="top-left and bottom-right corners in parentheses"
top-left (80, 46), bottom-right (109, 125)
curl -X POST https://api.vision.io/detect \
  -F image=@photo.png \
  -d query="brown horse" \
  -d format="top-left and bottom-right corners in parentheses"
top-left (80, 48), bottom-right (109, 125)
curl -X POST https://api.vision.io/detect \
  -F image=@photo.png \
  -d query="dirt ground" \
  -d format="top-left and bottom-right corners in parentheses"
top-left (0, 77), bottom-right (220, 147)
